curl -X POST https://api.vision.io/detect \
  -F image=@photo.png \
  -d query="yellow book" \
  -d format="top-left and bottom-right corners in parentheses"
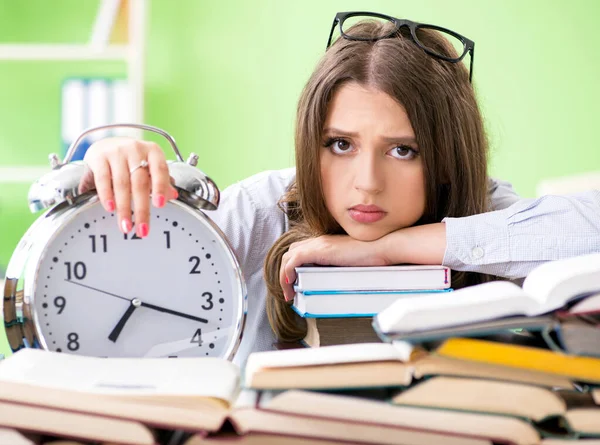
top-left (437, 338), bottom-right (600, 383)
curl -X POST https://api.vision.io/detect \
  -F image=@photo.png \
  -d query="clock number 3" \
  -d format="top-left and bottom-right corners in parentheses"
top-left (201, 292), bottom-right (213, 310)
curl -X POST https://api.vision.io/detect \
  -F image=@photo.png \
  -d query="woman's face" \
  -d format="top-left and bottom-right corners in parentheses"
top-left (320, 82), bottom-right (426, 241)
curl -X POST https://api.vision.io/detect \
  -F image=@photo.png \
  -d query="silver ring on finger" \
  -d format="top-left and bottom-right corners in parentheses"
top-left (129, 159), bottom-right (149, 175)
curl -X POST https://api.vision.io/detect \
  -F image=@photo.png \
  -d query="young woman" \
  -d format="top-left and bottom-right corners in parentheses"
top-left (80, 13), bottom-right (600, 363)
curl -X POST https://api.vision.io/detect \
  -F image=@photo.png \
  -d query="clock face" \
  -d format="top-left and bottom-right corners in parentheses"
top-left (31, 199), bottom-right (245, 359)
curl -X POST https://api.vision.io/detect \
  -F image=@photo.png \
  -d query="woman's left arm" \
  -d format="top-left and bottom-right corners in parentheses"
top-left (442, 189), bottom-right (600, 280)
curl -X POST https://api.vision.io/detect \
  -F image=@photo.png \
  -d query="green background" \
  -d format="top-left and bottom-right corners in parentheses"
top-left (1, 0), bottom-right (599, 356)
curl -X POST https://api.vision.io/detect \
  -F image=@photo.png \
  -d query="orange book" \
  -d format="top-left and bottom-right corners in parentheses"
top-left (437, 338), bottom-right (600, 383)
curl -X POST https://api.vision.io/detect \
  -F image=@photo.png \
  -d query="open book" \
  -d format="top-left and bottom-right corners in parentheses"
top-left (392, 376), bottom-right (600, 438)
top-left (374, 253), bottom-right (600, 337)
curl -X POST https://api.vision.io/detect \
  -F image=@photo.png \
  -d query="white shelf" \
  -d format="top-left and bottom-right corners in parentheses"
top-left (0, 44), bottom-right (128, 61)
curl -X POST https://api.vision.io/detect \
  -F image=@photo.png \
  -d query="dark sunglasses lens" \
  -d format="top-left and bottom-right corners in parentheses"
top-left (339, 15), bottom-right (397, 41)
top-left (414, 26), bottom-right (466, 60)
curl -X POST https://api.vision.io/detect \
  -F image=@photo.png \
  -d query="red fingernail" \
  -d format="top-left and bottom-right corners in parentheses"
top-left (106, 200), bottom-right (115, 212)
top-left (154, 194), bottom-right (166, 208)
top-left (139, 223), bottom-right (149, 238)
top-left (121, 219), bottom-right (132, 234)
top-left (285, 276), bottom-right (289, 284)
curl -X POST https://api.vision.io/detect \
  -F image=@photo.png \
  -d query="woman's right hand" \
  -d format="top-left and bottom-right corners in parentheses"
top-left (79, 137), bottom-right (179, 238)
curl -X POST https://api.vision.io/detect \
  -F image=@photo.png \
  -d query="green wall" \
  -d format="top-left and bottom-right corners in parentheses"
top-left (1, 0), bottom-right (599, 355)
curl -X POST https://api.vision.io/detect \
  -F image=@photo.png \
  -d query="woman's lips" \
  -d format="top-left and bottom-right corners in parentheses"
top-left (348, 205), bottom-right (387, 223)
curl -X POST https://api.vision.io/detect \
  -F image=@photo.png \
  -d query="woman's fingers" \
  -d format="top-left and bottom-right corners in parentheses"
top-left (89, 160), bottom-right (115, 212)
top-left (129, 159), bottom-right (151, 238)
top-left (279, 251), bottom-right (293, 302)
top-left (148, 146), bottom-right (177, 207)
top-left (279, 247), bottom-right (311, 302)
top-left (82, 137), bottom-right (180, 238)
top-left (110, 153), bottom-right (134, 235)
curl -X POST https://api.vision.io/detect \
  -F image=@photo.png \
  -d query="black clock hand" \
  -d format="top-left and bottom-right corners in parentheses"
top-left (139, 302), bottom-right (208, 324)
top-left (65, 279), bottom-right (208, 324)
top-left (108, 299), bottom-right (140, 343)
top-left (64, 280), bottom-right (130, 302)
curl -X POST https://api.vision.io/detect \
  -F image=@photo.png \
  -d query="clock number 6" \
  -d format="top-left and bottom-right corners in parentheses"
top-left (201, 292), bottom-right (213, 310)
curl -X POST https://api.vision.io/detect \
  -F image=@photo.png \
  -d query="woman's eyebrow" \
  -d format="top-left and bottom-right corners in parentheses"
top-left (323, 127), bottom-right (417, 145)
top-left (381, 136), bottom-right (418, 145)
top-left (322, 127), bottom-right (357, 137)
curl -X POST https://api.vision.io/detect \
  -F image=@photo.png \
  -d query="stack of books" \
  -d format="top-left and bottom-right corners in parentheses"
top-left (1, 253), bottom-right (600, 444)
top-left (291, 264), bottom-right (452, 346)
top-left (1, 339), bottom-right (600, 444)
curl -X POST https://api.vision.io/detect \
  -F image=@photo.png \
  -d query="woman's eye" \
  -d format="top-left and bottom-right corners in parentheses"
top-left (326, 138), bottom-right (352, 154)
top-left (390, 145), bottom-right (418, 160)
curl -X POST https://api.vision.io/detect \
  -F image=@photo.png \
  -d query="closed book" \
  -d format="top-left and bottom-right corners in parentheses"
top-left (189, 401), bottom-right (494, 445)
top-left (294, 265), bottom-right (450, 292)
top-left (243, 342), bottom-right (415, 391)
top-left (391, 377), bottom-right (600, 438)
top-left (307, 317), bottom-right (382, 347)
top-left (233, 390), bottom-right (540, 445)
top-left (374, 253), bottom-right (600, 336)
top-left (293, 288), bottom-right (453, 318)
top-left (437, 338), bottom-right (600, 385)
top-left (243, 341), bottom-right (574, 392)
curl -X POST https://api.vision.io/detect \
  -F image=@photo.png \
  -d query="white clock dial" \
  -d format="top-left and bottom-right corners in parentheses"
top-left (31, 199), bottom-right (245, 359)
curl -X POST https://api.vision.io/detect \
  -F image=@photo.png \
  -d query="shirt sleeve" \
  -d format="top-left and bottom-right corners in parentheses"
top-left (443, 187), bottom-right (600, 279)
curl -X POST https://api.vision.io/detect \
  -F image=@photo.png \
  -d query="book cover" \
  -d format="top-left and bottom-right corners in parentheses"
top-left (294, 265), bottom-right (450, 292)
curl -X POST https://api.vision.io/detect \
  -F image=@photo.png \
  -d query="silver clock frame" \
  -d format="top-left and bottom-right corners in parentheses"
top-left (2, 124), bottom-right (247, 361)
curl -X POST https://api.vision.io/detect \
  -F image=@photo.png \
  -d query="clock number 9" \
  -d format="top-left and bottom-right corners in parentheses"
top-left (201, 292), bottom-right (213, 310)
top-left (65, 261), bottom-right (87, 280)
top-left (54, 296), bottom-right (66, 314)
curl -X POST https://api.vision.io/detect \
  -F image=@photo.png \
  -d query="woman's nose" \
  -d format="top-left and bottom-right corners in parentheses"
top-left (352, 151), bottom-right (384, 194)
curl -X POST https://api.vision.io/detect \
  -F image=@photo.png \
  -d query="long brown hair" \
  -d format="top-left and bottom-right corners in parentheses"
top-left (265, 21), bottom-right (490, 342)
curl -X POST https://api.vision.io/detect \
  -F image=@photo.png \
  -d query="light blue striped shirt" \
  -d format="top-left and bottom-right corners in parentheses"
top-left (443, 178), bottom-right (600, 279)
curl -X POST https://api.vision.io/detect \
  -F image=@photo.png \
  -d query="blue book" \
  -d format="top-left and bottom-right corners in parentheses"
top-left (292, 288), bottom-right (453, 318)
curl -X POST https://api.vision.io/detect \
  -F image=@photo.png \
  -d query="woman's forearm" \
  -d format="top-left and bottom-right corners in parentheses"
top-left (377, 222), bottom-right (447, 265)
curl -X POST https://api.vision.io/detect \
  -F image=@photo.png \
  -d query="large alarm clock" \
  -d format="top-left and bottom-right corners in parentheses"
top-left (2, 124), bottom-right (247, 360)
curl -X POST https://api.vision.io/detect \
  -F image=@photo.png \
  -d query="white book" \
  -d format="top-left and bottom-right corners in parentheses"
top-left (0, 348), bottom-right (240, 407)
top-left (292, 289), bottom-right (453, 317)
top-left (374, 253), bottom-right (600, 335)
top-left (294, 265), bottom-right (450, 292)
top-left (244, 342), bottom-right (414, 390)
